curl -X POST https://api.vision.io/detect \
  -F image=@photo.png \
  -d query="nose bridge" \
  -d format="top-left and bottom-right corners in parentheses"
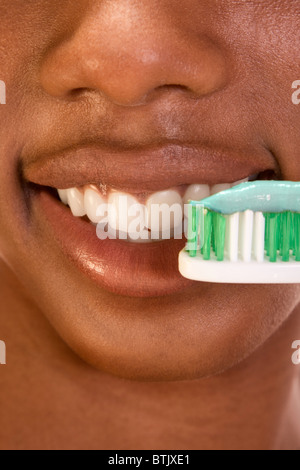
top-left (40, 0), bottom-right (228, 106)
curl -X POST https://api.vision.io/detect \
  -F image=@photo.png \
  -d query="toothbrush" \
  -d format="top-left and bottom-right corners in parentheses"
top-left (178, 181), bottom-right (300, 284)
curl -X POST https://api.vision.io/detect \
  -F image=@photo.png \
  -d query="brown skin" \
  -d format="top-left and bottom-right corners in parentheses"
top-left (0, 0), bottom-right (300, 449)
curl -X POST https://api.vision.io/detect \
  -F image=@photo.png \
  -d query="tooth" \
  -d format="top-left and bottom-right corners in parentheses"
top-left (84, 187), bottom-right (107, 223)
top-left (108, 191), bottom-right (147, 239)
top-left (231, 178), bottom-right (249, 187)
top-left (146, 190), bottom-right (183, 238)
top-left (67, 188), bottom-right (86, 217)
top-left (183, 184), bottom-right (210, 205)
top-left (57, 189), bottom-right (69, 205)
top-left (210, 183), bottom-right (231, 195)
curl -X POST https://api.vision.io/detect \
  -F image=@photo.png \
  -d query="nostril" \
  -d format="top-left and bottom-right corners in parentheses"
top-left (156, 84), bottom-right (189, 92)
top-left (154, 83), bottom-right (198, 98)
top-left (66, 87), bottom-right (92, 100)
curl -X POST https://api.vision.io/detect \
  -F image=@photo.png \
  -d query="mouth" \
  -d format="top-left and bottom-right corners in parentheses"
top-left (56, 177), bottom-right (257, 243)
top-left (23, 143), bottom-right (279, 297)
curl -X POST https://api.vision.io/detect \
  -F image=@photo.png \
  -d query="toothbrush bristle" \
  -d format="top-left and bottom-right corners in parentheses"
top-left (186, 206), bottom-right (300, 263)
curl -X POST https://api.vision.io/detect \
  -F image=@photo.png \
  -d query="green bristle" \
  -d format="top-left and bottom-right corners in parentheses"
top-left (268, 213), bottom-right (279, 262)
top-left (295, 213), bottom-right (300, 261)
top-left (278, 215), bottom-right (283, 257)
top-left (213, 212), bottom-right (220, 255)
top-left (264, 213), bottom-right (270, 256)
top-left (202, 210), bottom-right (213, 260)
top-left (214, 213), bottom-right (226, 261)
top-left (276, 214), bottom-right (281, 254)
top-left (262, 211), bottom-right (300, 262)
top-left (291, 213), bottom-right (295, 254)
top-left (280, 212), bottom-right (291, 262)
top-left (277, 214), bottom-right (282, 252)
top-left (211, 213), bottom-right (216, 254)
top-left (278, 213), bottom-right (283, 257)
top-left (187, 204), bottom-right (199, 257)
top-left (211, 212), bottom-right (216, 253)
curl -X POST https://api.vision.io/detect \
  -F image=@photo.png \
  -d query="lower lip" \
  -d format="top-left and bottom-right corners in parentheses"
top-left (34, 189), bottom-right (195, 297)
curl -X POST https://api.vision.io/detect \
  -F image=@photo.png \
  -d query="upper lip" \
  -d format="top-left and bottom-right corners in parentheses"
top-left (23, 142), bottom-right (279, 192)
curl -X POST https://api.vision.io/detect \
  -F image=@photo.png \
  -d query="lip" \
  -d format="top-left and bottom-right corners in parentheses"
top-left (33, 188), bottom-right (194, 297)
top-left (23, 143), bottom-right (278, 192)
top-left (23, 142), bottom-right (278, 297)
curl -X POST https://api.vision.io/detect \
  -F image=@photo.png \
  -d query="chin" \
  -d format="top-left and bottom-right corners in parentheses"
top-left (30, 277), bottom-right (299, 382)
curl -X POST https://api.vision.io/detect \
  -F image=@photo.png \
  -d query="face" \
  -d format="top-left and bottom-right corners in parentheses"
top-left (1, 0), bottom-right (300, 381)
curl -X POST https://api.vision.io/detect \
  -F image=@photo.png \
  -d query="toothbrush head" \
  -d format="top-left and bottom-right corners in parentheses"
top-left (179, 181), bottom-right (300, 284)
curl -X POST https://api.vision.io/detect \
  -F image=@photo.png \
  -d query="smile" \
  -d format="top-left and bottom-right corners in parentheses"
top-left (23, 143), bottom-right (278, 296)
top-left (57, 179), bottom-right (251, 242)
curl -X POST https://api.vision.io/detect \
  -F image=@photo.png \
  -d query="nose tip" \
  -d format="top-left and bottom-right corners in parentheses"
top-left (40, 2), bottom-right (229, 107)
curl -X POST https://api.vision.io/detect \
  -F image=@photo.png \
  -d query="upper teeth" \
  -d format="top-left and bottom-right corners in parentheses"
top-left (57, 179), bottom-right (250, 242)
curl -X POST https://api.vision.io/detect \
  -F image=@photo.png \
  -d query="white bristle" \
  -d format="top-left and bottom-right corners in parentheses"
top-left (239, 210), bottom-right (254, 262)
top-left (253, 212), bottom-right (265, 262)
top-left (226, 213), bottom-right (240, 262)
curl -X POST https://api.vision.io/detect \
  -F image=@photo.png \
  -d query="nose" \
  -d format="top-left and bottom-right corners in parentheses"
top-left (40, 0), bottom-right (228, 106)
